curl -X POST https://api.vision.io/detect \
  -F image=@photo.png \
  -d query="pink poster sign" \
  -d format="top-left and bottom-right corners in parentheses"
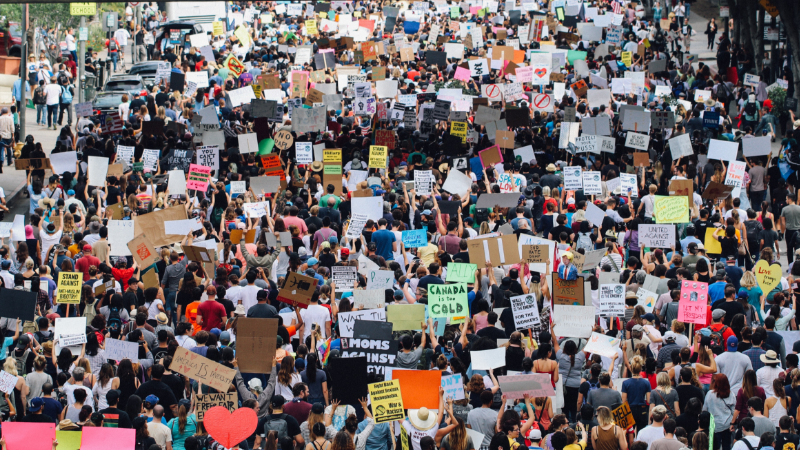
top-left (187, 164), bottom-right (212, 191)
top-left (2, 422), bottom-right (56, 450)
top-left (496, 373), bottom-right (555, 399)
top-left (454, 66), bottom-right (472, 82)
top-left (677, 280), bottom-right (708, 325)
top-left (81, 427), bottom-right (136, 450)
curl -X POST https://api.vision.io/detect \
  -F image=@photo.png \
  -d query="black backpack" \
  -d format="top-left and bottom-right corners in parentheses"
top-left (107, 306), bottom-right (123, 339)
top-left (744, 220), bottom-right (763, 248)
top-left (708, 325), bottom-right (729, 353)
top-left (745, 101), bottom-right (757, 116)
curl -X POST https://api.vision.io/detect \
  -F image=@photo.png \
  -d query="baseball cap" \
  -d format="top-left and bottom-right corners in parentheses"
top-left (307, 257), bottom-right (319, 266)
top-left (643, 313), bottom-right (656, 322)
top-left (712, 309), bottom-right (726, 320)
top-left (394, 289), bottom-right (404, 299)
top-left (311, 403), bottom-right (325, 414)
top-left (632, 325), bottom-right (644, 332)
top-left (727, 336), bottom-right (739, 350)
top-left (106, 389), bottom-right (121, 405)
top-left (271, 395), bottom-right (286, 408)
top-left (29, 397), bottom-right (44, 412)
top-left (341, 248), bottom-right (350, 257)
top-left (220, 331), bottom-right (231, 343)
top-left (145, 395), bottom-right (159, 405)
top-left (526, 429), bottom-right (542, 441)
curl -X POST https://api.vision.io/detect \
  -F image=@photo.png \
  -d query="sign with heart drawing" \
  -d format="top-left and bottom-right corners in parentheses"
top-left (204, 406), bottom-right (258, 448)
top-left (754, 260), bottom-right (782, 293)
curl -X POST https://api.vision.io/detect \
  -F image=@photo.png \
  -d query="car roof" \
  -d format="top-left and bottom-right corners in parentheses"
top-left (131, 61), bottom-right (161, 68)
top-left (157, 21), bottom-right (196, 29)
top-left (107, 74), bottom-right (143, 81)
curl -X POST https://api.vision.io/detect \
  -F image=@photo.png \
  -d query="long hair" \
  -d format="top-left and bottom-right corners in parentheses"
top-left (263, 431), bottom-right (278, 450)
top-left (126, 395), bottom-right (143, 424)
top-left (98, 363), bottom-right (114, 387)
top-left (712, 374), bottom-right (731, 399)
top-left (563, 340), bottom-right (578, 367)
top-left (467, 374), bottom-right (485, 393)
top-left (448, 418), bottom-right (469, 450)
top-left (742, 370), bottom-right (758, 400)
top-left (693, 432), bottom-right (709, 450)
top-left (177, 402), bottom-right (189, 434)
top-left (306, 354), bottom-right (318, 383)
top-left (596, 406), bottom-right (614, 427)
top-left (278, 355), bottom-right (295, 386)
top-left (656, 372), bottom-right (672, 394)
top-left (774, 378), bottom-right (787, 400)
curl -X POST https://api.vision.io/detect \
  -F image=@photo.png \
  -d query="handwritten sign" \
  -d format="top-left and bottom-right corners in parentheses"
top-left (754, 260), bottom-right (782, 293)
top-left (638, 224), bottom-right (675, 248)
top-left (509, 294), bottom-right (541, 329)
top-left (598, 284), bottom-right (625, 316)
top-left (187, 164), bottom-right (212, 191)
top-left (196, 393), bottom-right (238, 421)
top-left (429, 283), bottom-right (469, 321)
top-left (57, 272), bottom-right (82, 304)
top-left (552, 275), bottom-right (585, 305)
top-left (446, 263), bottom-right (477, 284)
top-left (172, 347), bottom-right (236, 392)
top-left (654, 196), bottom-right (689, 223)
top-left (522, 245), bottom-right (549, 263)
top-left (401, 229), bottom-right (427, 248)
top-left (496, 374), bottom-right (555, 399)
top-left (613, 403), bottom-right (636, 430)
top-left (441, 374), bottom-right (465, 401)
top-left (678, 281), bottom-right (708, 324)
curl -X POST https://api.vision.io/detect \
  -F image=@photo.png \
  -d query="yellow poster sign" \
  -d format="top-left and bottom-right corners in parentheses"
top-left (759, 0), bottom-right (779, 17)
top-left (654, 195), bottom-right (689, 223)
top-left (369, 146), bottom-right (388, 169)
top-left (212, 21), bottom-right (225, 37)
top-left (368, 380), bottom-right (404, 423)
top-left (234, 25), bottom-right (251, 48)
top-left (621, 52), bottom-right (632, 67)
top-left (704, 228), bottom-right (722, 254)
top-left (305, 20), bottom-right (318, 35)
top-left (57, 272), bottom-right (83, 304)
top-left (323, 149), bottom-right (341, 162)
top-left (70, 3), bottom-right (96, 15)
top-left (451, 122), bottom-right (468, 137)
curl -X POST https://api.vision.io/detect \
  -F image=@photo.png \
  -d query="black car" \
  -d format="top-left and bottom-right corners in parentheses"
top-left (91, 91), bottom-right (126, 116)
top-left (103, 74), bottom-right (145, 93)
top-left (128, 61), bottom-right (161, 89)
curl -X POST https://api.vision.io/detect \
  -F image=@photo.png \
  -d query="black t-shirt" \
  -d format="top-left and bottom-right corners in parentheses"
top-left (676, 384), bottom-right (705, 412)
top-left (161, 373), bottom-right (185, 403)
top-left (775, 433), bottom-right (800, 450)
top-left (134, 380), bottom-right (178, 419)
top-left (579, 378), bottom-right (600, 398)
top-left (155, 92), bottom-right (170, 107)
top-left (152, 346), bottom-right (170, 364)
top-left (550, 225), bottom-right (573, 242)
top-left (256, 413), bottom-right (301, 438)
top-left (98, 407), bottom-right (133, 428)
top-left (164, 53), bottom-right (178, 64)
top-left (18, 413), bottom-right (55, 423)
top-left (476, 326), bottom-right (506, 342)
top-left (453, 251), bottom-right (470, 263)
top-left (107, 186), bottom-right (123, 205)
top-left (129, 98), bottom-right (146, 112)
top-left (709, 299), bottom-right (745, 326)
top-left (247, 303), bottom-right (278, 319)
top-left (499, 308), bottom-right (516, 338)
top-left (176, 291), bottom-right (194, 319)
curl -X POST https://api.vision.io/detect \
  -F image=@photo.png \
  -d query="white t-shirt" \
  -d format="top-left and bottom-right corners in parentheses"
top-left (239, 284), bottom-right (261, 313)
top-left (114, 29), bottom-right (131, 46)
top-left (40, 230), bottom-right (63, 264)
top-left (402, 420), bottom-right (440, 450)
top-left (636, 425), bottom-right (665, 446)
top-left (44, 84), bottom-right (62, 105)
top-left (732, 436), bottom-right (760, 450)
top-left (300, 304), bottom-right (331, 340)
top-left (146, 298), bottom-right (164, 320)
top-left (66, 34), bottom-right (76, 51)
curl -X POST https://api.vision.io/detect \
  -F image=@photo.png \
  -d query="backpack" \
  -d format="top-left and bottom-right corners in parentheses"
top-left (33, 86), bottom-right (47, 105)
top-left (107, 306), bottom-right (123, 339)
top-left (744, 220), bottom-right (763, 248)
top-left (275, 58), bottom-right (288, 72)
top-left (672, 81), bottom-right (686, 98)
top-left (57, 72), bottom-right (69, 86)
top-left (83, 299), bottom-right (97, 323)
top-left (717, 82), bottom-right (733, 104)
top-left (745, 101), bottom-right (757, 117)
top-left (109, 40), bottom-right (118, 51)
top-left (263, 413), bottom-right (289, 442)
top-left (576, 231), bottom-right (594, 252)
top-left (708, 325), bottom-right (729, 353)
top-left (61, 85), bottom-right (73, 104)
top-left (474, 208), bottom-right (490, 226)
top-left (583, 379), bottom-right (600, 404)
top-left (11, 348), bottom-right (31, 377)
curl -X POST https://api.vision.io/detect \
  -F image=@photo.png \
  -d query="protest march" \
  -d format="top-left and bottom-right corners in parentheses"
top-left (0, 1), bottom-right (799, 450)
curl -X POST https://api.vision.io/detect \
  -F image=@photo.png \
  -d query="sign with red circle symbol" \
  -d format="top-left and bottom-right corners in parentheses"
top-left (532, 93), bottom-right (552, 111)
top-left (482, 84), bottom-right (503, 102)
top-left (129, 2), bottom-right (140, 6)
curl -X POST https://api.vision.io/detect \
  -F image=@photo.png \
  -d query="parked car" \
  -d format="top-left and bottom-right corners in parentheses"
top-left (127, 61), bottom-right (161, 89)
top-left (0, 21), bottom-right (23, 57)
top-left (91, 91), bottom-right (126, 117)
top-left (102, 74), bottom-right (145, 93)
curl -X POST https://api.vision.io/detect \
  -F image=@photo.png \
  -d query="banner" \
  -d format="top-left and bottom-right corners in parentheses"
top-left (428, 283), bottom-right (469, 321)
top-left (57, 272), bottom-right (82, 304)
top-left (677, 280), bottom-right (708, 324)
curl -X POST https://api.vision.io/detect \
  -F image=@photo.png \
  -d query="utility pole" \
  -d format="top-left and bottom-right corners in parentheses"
top-left (19, 4), bottom-right (27, 140)
top-left (78, 16), bottom-right (85, 103)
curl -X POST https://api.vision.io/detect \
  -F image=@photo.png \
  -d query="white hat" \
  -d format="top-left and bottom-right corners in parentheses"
top-left (408, 408), bottom-right (438, 431)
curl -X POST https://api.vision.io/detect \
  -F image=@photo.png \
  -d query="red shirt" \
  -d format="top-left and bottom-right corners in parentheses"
top-left (112, 267), bottom-right (135, 291)
top-left (75, 254), bottom-right (101, 281)
top-left (709, 322), bottom-right (736, 351)
top-left (197, 300), bottom-right (227, 331)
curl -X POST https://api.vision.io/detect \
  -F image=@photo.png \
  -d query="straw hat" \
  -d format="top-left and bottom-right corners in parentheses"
top-left (38, 197), bottom-right (56, 209)
top-left (408, 408), bottom-right (438, 431)
top-left (310, 161), bottom-right (324, 172)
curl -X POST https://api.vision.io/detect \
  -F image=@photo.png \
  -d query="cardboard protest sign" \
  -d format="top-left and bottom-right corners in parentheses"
top-left (196, 393), bottom-right (238, 421)
top-left (172, 347), bottom-right (237, 392)
top-left (467, 234), bottom-right (521, 268)
top-left (552, 275), bottom-right (586, 306)
top-left (134, 206), bottom-right (188, 247)
top-left (612, 403), bottom-right (636, 430)
top-left (552, 305), bottom-right (594, 338)
top-left (386, 304), bottom-right (425, 331)
top-left (236, 318), bottom-right (278, 373)
top-left (276, 272), bottom-right (319, 308)
top-left (392, 369), bottom-right (442, 409)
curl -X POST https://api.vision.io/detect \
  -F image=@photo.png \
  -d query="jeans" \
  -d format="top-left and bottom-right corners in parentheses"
top-left (685, 3), bottom-right (690, 20)
top-left (788, 229), bottom-right (799, 266)
top-left (70, 51), bottom-right (77, 64)
top-left (110, 52), bottom-right (118, 71)
top-left (708, 34), bottom-right (716, 49)
top-left (631, 404), bottom-right (650, 432)
top-left (0, 138), bottom-right (10, 165)
top-left (713, 429), bottom-right (732, 450)
top-left (750, 190), bottom-right (765, 210)
top-left (165, 289), bottom-right (177, 324)
top-left (46, 104), bottom-right (58, 127)
top-left (36, 104), bottom-right (46, 124)
top-left (136, 44), bottom-right (147, 62)
top-left (58, 102), bottom-right (72, 126)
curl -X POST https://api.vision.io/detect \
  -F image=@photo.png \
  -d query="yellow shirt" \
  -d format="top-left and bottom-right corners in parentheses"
top-left (564, 441), bottom-right (587, 450)
top-left (418, 243), bottom-right (438, 266)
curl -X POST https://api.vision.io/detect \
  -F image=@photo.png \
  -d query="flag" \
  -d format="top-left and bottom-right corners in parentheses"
top-left (612, 1), bottom-right (622, 15)
top-left (317, 337), bottom-right (332, 365)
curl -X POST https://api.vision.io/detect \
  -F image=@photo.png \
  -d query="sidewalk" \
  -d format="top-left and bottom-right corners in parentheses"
top-left (0, 48), bottom-right (133, 220)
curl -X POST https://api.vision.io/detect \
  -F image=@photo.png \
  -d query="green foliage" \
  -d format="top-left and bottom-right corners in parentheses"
top-left (0, 3), bottom-right (125, 33)
top-left (768, 86), bottom-right (786, 121)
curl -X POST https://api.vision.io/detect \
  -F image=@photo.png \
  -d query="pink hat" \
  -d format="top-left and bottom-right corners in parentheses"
top-left (24, 225), bottom-right (34, 240)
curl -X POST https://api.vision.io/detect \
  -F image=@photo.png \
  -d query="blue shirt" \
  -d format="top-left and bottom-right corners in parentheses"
top-left (371, 229), bottom-right (396, 261)
top-left (0, 337), bottom-right (12, 359)
top-left (680, 236), bottom-right (702, 253)
top-left (357, 420), bottom-right (392, 450)
top-left (708, 281), bottom-right (728, 303)
top-left (621, 377), bottom-right (651, 406)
